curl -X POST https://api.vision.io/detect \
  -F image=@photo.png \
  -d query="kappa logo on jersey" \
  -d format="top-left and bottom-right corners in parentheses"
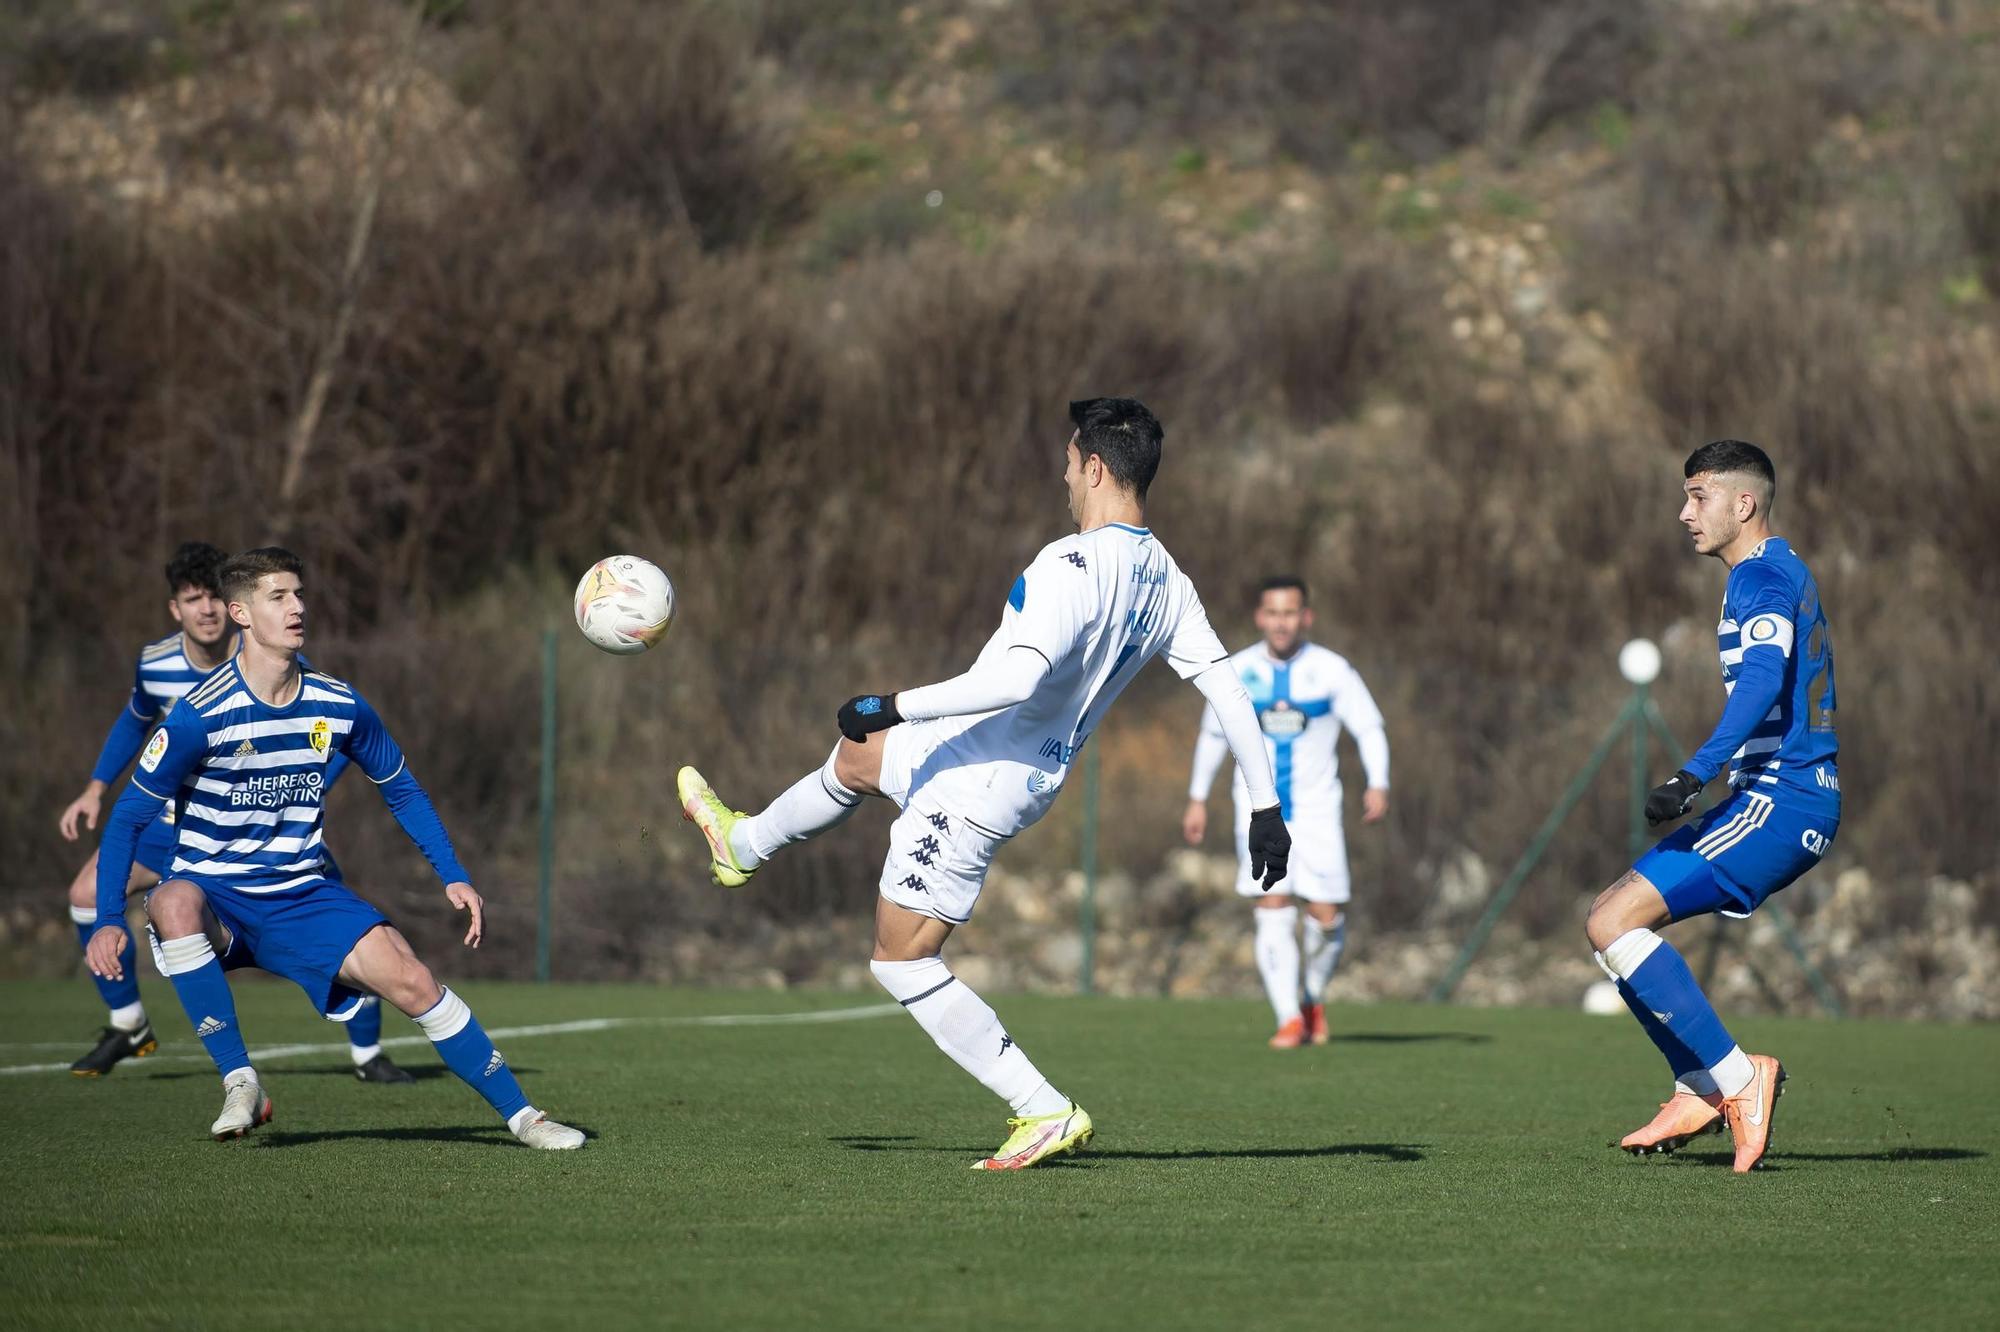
top-left (1062, 552), bottom-right (1087, 569)
top-left (139, 728), bottom-right (170, 773)
top-left (898, 874), bottom-right (929, 895)
top-left (309, 718), bottom-right (332, 759)
top-left (234, 739), bottom-right (257, 758)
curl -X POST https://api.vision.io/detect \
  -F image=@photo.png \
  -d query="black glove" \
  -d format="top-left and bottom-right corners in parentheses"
top-left (1247, 805), bottom-right (1292, 890)
top-left (837, 693), bottom-right (902, 743)
top-left (1644, 769), bottom-right (1705, 826)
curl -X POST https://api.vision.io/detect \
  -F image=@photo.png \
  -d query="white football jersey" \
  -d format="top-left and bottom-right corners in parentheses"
top-left (1200, 641), bottom-right (1387, 818)
top-left (922, 523), bottom-right (1229, 835)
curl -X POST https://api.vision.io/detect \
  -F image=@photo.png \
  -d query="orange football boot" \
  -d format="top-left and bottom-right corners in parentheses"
top-left (1268, 1015), bottom-right (1307, 1049)
top-left (1719, 1054), bottom-right (1787, 1173)
top-left (1303, 1003), bottom-right (1331, 1046)
top-left (1619, 1090), bottom-right (1724, 1156)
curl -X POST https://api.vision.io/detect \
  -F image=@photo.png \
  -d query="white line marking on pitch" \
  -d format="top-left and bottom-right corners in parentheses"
top-left (0, 1002), bottom-right (900, 1077)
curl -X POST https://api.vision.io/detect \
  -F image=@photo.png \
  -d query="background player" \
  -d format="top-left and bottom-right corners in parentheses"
top-left (677, 397), bottom-right (1290, 1171)
top-left (1184, 577), bottom-right (1390, 1048)
top-left (1586, 440), bottom-right (1840, 1173)
top-left (56, 542), bottom-right (408, 1083)
top-left (84, 548), bottom-right (581, 1148)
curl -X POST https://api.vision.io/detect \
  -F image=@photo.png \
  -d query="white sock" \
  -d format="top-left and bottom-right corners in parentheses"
top-left (1710, 1046), bottom-right (1755, 1099)
top-left (223, 1066), bottom-right (259, 1089)
top-left (109, 1001), bottom-right (147, 1032)
top-left (1300, 913), bottom-right (1346, 1004)
top-left (349, 1043), bottom-right (382, 1066)
top-left (870, 957), bottom-right (1068, 1117)
top-left (507, 1105), bottom-right (543, 1134)
top-left (732, 745), bottom-right (862, 868)
top-left (1674, 1072), bottom-right (1721, 1097)
top-left (1253, 906), bottom-right (1302, 1024)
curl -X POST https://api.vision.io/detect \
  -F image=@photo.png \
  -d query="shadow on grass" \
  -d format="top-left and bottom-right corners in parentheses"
top-left (145, 1064), bottom-right (535, 1082)
top-left (1675, 1146), bottom-right (1985, 1169)
top-left (1333, 1032), bottom-right (1493, 1045)
top-left (251, 1122), bottom-right (594, 1149)
top-left (830, 1136), bottom-right (1425, 1163)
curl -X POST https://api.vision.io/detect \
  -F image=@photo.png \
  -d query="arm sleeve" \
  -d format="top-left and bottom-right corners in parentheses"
top-left (89, 663), bottom-right (158, 783)
top-left (344, 694), bottom-right (469, 885)
top-left (1187, 703), bottom-right (1231, 800)
top-left (94, 711), bottom-right (202, 924)
top-left (1192, 661), bottom-right (1278, 809)
top-left (1335, 664), bottom-right (1391, 788)
top-left (895, 647), bottom-right (1050, 722)
top-left (1162, 593), bottom-right (1232, 681)
top-left (1685, 567), bottom-right (1793, 784)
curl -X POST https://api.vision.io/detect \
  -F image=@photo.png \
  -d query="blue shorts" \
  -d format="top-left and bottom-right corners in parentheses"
top-left (133, 814), bottom-right (178, 877)
top-left (1634, 786), bottom-right (1839, 920)
top-left (172, 877), bottom-right (387, 1020)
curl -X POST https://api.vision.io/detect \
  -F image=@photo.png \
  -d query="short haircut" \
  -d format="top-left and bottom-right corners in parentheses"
top-left (165, 542), bottom-right (227, 596)
top-left (1684, 438), bottom-right (1776, 513)
top-left (218, 546), bottom-right (305, 608)
top-left (1255, 575), bottom-right (1310, 607)
top-left (1068, 397), bottom-right (1164, 500)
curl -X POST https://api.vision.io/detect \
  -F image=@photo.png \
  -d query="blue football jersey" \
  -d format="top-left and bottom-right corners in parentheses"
top-left (131, 661), bottom-right (407, 892)
top-left (1693, 537), bottom-right (1838, 797)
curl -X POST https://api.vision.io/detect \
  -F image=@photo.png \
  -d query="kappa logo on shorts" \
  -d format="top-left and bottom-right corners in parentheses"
top-left (927, 812), bottom-right (950, 834)
top-left (898, 874), bottom-right (930, 895)
top-left (998, 1034), bottom-right (1013, 1056)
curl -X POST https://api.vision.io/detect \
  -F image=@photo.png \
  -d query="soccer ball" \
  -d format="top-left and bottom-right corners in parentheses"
top-left (1581, 979), bottom-right (1626, 1016)
top-left (574, 556), bottom-right (676, 655)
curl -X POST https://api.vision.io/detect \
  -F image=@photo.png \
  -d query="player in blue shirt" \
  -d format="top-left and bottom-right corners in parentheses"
top-left (84, 548), bottom-right (583, 1148)
top-left (1586, 440), bottom-right (1840, 1173)
top-left (57, 543), bottom-right (411, 1082)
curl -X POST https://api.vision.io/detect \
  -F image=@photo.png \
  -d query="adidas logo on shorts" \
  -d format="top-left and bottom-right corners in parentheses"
top-left (484, 1050), bottom-right (506, 1077)
top-left (195, 1016), bottom-right (228, 1037)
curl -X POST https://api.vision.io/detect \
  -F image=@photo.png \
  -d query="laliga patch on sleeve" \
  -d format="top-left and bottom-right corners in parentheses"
top-left (139, 728), bottom-right (170, 773)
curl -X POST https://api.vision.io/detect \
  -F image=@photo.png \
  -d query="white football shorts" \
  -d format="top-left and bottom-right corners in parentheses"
top-left (875, 720), bottom-right (1013, 926)
top-left (1234, 794), bottom-right (1350, 904)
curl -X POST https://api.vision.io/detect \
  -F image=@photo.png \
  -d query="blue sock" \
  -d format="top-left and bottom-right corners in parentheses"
top-left (72, 907), bottom-right (141, 1015)
top-left (1606, 929), bottom-right (1738, 1071)
top-left (347, 997), bottom-right (383, 1053)
top-left (414, 989), bottom-right (531, 1124)
top-left (157, 935), bottom-right (251, 1077)
top-left (1614, 979), bottom-right (1712, 1089)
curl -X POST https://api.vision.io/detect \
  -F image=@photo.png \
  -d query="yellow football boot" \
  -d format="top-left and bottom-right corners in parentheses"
top-left (676, 766), bottom-right (756, 888)
top-left (971, 1103), bottom-right (1094, 1171)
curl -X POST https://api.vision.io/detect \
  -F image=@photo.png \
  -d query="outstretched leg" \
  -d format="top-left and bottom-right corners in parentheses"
top-left (679, 735), bottom-right (885, 884)
top-left (339, 926), bottom-right (581, 1149)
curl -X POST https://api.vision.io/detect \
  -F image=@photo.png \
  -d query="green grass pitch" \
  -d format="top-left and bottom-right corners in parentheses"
top-left (2, 978), bottom-right (1995, 1330)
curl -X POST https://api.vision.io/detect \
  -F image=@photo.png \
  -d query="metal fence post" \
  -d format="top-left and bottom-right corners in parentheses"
top-left (536, 628), bottom-right (557, 984)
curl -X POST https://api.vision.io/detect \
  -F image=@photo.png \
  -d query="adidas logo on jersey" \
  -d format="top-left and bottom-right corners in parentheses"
top-left (234, 739), bottom-right (257, 757)
top-left (483, 1050), bottom-right (506, 1078)
top-left (195, 1016), bottom-right (228, 1037)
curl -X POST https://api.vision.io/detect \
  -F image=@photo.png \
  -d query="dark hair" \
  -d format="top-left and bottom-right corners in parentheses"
top-left (1684, 438), bottom-right (1776, 508)
top-left (1255, 575), bottom-right (1310, 606)
top-left (1068, 397), bottom-right (1164, 500)
top-left (218, 546), bottom-right (305, 607)
top-left (165, 542), bottom-right (227, 596)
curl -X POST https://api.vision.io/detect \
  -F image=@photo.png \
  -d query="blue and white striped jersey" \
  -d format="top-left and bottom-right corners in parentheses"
top-left (1688, 537), bottom-right (1839, 798)
top-left (89, 631), bottom-right (241, 783)
top-left (130, 660), bottom-right (414, 892)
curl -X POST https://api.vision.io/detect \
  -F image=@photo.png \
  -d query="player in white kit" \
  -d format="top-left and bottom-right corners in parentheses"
top-left (1184, 578), bottom-right (1389, 1048)
top-left (676, 398), bottom-right (1290, 1170)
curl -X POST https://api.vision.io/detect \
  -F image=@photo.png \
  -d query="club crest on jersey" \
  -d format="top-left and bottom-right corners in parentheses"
top-left (309, 718), bottom-right (332, 760)
top-left (139, 729), bottom-right (170, 773)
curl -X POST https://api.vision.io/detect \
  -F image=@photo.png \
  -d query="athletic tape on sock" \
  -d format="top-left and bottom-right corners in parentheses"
top-left (157, 934), bottom-right (217, 976)
top-left (70, 905), bottom-right (96, 926)
top-left (415, 987), bottom-right (473, 1042)
top-left (1602, 928), bottom-right (1665, 980)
